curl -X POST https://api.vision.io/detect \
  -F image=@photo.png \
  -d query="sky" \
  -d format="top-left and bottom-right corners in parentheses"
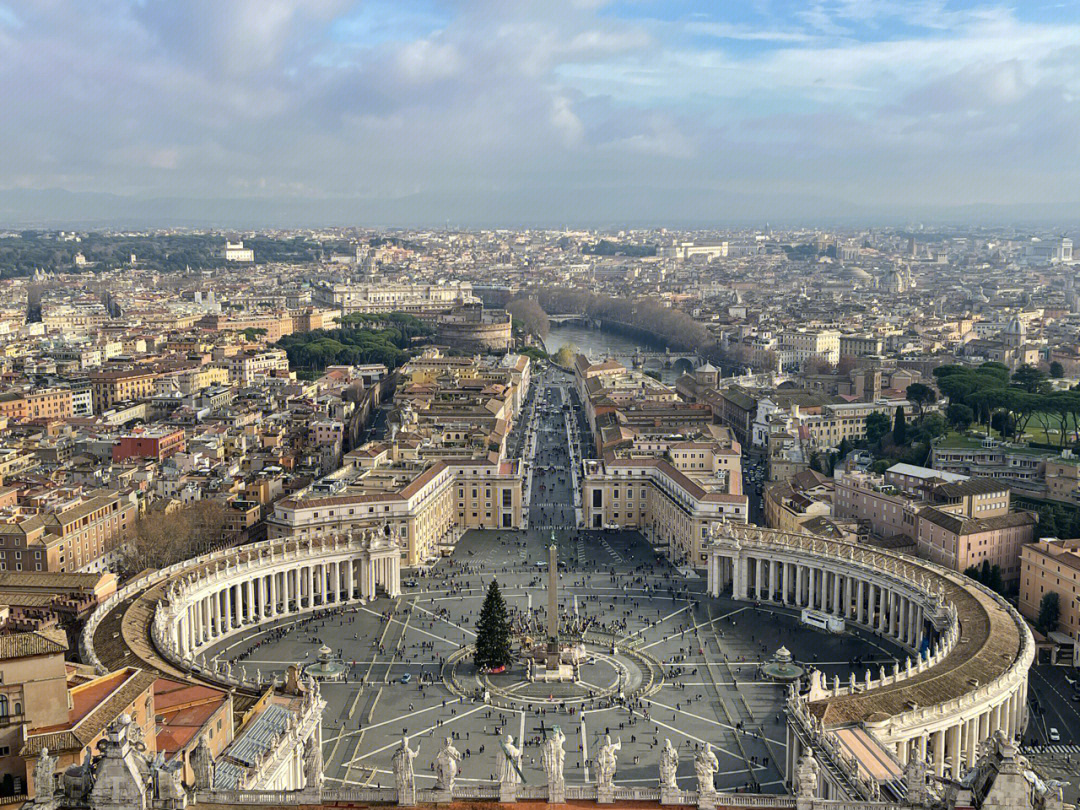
top-left (0, 0), bottom-right (1078, 228)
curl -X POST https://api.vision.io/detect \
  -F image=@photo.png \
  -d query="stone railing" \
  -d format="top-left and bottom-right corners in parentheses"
top-left (788, 689), bottom-right (890, 801)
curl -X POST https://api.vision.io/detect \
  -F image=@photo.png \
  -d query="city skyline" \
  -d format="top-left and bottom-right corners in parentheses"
top-left (1, 1), bottom-right (1079, 227)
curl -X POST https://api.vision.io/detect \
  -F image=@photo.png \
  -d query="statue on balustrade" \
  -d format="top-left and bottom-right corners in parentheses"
top-left (595, 735), bottom-right (621, 790)
top-left (499, 735), bottom-right (524, 786)
top-left (393, 737), bottom-right (418, 804)
top-left (435, 736), bottom-right (463, 792)
top-left (659, 739), bottom-right (679, 791)
top-left (694, 743), bottom-right (719, 795)
top-left (192, 735), bottom-right (215, 791)
top-left (542, 727), bottom-right (566, 790)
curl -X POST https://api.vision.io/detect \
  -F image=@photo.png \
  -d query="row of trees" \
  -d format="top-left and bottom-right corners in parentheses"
top-left (505, 296), bottom-right (550, 339)
top-left (934, 362), bottom-right (1080, 448)
top-left (535, 288), bottom-right (711, 352)
top-left (277, 314), bottom-right (430, 372)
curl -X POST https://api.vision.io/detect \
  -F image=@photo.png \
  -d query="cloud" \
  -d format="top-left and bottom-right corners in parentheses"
top-left (0, 0), bottom-right (1077, 224)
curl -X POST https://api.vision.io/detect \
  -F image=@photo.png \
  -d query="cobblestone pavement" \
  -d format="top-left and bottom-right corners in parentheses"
top-left (204, 528), bottom-right (901, 794)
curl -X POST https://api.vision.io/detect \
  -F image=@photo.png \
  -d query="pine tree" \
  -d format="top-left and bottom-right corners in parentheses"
top-left (893, 406), bottom-right (907, 446)
top-left (475, 579), bottom-right (513, 670)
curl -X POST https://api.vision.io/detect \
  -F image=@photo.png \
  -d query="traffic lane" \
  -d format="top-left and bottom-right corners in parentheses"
top-left (1028, 667), bottom-right (1080, 745)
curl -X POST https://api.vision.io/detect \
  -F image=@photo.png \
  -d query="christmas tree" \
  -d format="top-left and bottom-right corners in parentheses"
top-left (475, 579), bottom-right (513, 670)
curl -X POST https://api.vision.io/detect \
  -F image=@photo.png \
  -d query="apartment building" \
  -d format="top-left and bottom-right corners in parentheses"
top-left (228, 348), bottom-right (290, 386)
top-left (1019, 537), bottom-right (1080, 665)
top-left (88, 369), bottom-right (158, 413)
top-left (835, 463), bottom-right (1035, 583)
top-left (112, 427), bottom-right (186, 463)
top-left (0, 388), bottom-right (73, 422)
top-left (778, 328), bottom-right (840, 369)
top-left (838, 334), bottom-right (884, 358)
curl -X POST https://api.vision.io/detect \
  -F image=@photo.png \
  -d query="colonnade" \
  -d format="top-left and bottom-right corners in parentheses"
top-left (156, 532), bottom-right (402, 661)
top-left (709, 553), bottom-right (928, 651)
top-left (706, 524), bottom-right (1033, 793)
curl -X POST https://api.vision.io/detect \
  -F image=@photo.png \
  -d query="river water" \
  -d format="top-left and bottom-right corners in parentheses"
top-left (544, 322), bottom-right (681, 383)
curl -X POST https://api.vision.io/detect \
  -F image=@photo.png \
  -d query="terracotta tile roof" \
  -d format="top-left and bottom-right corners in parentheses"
top-left (0, 627), bottom-right (68, 660)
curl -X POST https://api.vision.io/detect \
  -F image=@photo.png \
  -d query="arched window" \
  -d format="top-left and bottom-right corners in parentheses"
top-left (13, 702), bottom-right (21, 716)
top-left (0, 695), bottom-right (8, 717)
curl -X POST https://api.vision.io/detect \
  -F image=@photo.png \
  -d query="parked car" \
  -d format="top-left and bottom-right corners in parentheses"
top-left (1049, 728), bottom-right (1061, 742)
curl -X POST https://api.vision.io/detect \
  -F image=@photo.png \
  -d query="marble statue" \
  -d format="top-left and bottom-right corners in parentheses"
top-left (795, 749), bottom-right (820, 799)
top-left (694, 743), bottom-right (719, 795)
top-left (192, 734), bottom-right (215, 791)
top-left (498, 735), bottom-right (524, 785)
top-left (392, 737), bottom-right (418, 805)
top-left (659, 739), bottom-right (679, 790)
top-left (34, 747), bottom-right (58, 807)
top-left (595, 735), bottom-right (622, 789)
top-left (435, 736), bottom-right (463, 792)
top-left (542, 727), bottom-right (566, 788)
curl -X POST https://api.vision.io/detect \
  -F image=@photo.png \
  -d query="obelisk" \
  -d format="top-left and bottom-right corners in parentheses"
top-left (547, 540), bottom-right (559, 668)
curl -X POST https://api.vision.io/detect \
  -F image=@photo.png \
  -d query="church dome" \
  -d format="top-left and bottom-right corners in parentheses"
top-left (1004, 317), bottom-right (1026, 337)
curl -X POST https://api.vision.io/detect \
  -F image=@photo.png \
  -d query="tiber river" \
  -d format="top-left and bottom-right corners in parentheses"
top-left (543, 322), bottom-right (682, 383)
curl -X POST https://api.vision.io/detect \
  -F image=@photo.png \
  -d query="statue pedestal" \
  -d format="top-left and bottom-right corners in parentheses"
top-left (500, 783), bottom-right (518, 803)
top-left (432, 789), bottom-right (453, 804)
top-left (397, 787), bottom-right (416, 806)
top-left (597, 784), bottom-right (615, 804)
top-left (660, 787), bottom-right (681, 805)
top-left (548, 779), bottom-right (566, 804)
top-left (698, 790), bottom-right (717, 810)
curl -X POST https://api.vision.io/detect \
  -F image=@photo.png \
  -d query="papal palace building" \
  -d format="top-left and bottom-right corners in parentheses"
top-left (267, 449), bottom-right (524, 565)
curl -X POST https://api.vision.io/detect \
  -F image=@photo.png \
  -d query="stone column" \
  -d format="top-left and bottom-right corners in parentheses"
top-left (857, 579), bottom-right (865, 624)
top-left (773, 560), bottom-right (781, 602)
top-left (948, 723), bottom-right (961, 779)
top-left (965, 718), bottom-right (977, 769)
top-left (346, 558), bottom-right (354, 601)
top-left (307, 564), bottom-right (315, 609)
top-left (832, 571), bottom-right (840, 615)
top-left (917, 733), bottom-right (927, 765)
top-left (796, 565), bottom-right (805, 607)
top-left (932, 729), bottom-right (944, 777)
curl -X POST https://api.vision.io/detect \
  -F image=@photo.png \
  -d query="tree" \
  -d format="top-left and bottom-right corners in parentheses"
top-left (905, 383), bottom-right (937, 422)
top-left (505, 297), bottom-right (550, 339)
top-left (475, 579), bottom-right (513, 670)
top-left (553, 344), bottom-right (579, 368)
top-left (1012, 364), bottom-right (1050, 395)
top-left (919, 412), bottom-right (947, 442)
top-left (121, 500), bottom-right (230, 577)
top-left (865, 412), bottom-right (891, 445)
top-left (1050, 361), bottom-right (1065, 379)
top-left (837, 437), bottom-right (853, 460)
top-left (892, 406), bottom-right (907, 446)
top-left (946, 403), bottom-right (974, 432)
top-left (1037, 592), bottom-right (1060, 635)
top-left (809, 451), bottom-right (824, 474)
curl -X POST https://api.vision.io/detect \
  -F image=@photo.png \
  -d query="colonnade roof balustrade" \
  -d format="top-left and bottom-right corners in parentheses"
top-left (707, 523), bottom-right (1028, 729)
top-left (84, 530), bottom-right (401, 687)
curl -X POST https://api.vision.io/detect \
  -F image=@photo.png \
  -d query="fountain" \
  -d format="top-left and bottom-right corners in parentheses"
top-left (304, 644), bottom-right (347, 682)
